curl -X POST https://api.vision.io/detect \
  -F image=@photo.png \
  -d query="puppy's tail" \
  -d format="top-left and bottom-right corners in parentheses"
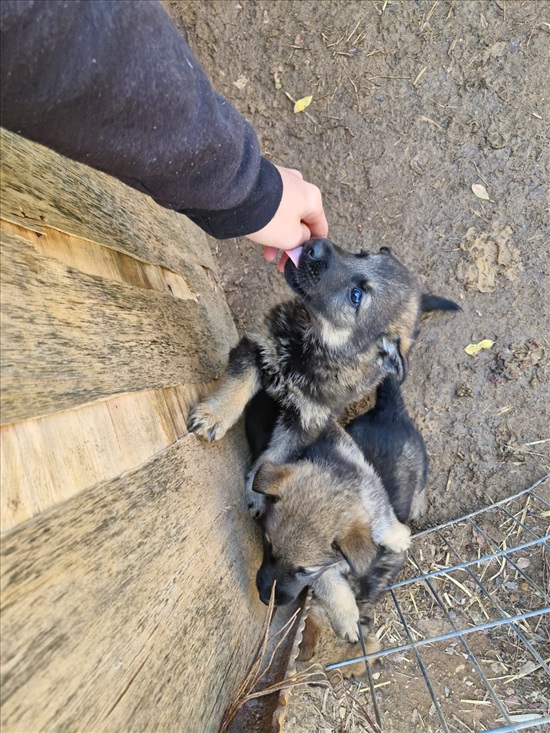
top-left (421, 293), bottom-right (462, 313)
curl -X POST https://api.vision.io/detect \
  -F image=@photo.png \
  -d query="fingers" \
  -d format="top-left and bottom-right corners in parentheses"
top-left (246, 165), bottom-right (328, 257)
top-left (304, 203), bottom-right (329, 239)
top-left (302, 182), bottom-right (328, 239)
top-left (299, 221), bottom-right (312, 245)
top-left (263, 245), bottom-right (279, 262)
top-left (278, 252), bottom-right (289, 272)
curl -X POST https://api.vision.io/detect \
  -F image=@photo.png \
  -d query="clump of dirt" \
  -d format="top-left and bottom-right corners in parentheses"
top-left (457, 223), bottom-right (521, 293)
top-left (489, 340), bottom-right (545, 385)
top-left (165, 1), bottom-right (549, 730)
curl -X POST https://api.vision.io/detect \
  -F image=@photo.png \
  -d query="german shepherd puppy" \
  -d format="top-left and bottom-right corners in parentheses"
top-left (188, 238), bottom-right (458, 515)
top-left (253, 373), bottom-right (428, 657)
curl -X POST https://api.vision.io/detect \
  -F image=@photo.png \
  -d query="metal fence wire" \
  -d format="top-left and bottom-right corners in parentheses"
top-left (326, 475), bottom-right (550, 733)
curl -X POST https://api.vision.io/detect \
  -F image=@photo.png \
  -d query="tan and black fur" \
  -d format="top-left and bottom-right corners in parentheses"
top-left (188, 238), bottom-right (458, 515)
top-left (252, 374), bottom-right (428, 658)
top-left (252, 427), bottom-right (398, 643)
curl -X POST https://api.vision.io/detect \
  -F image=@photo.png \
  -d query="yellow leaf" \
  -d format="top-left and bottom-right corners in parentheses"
top-left (464, 339), bottom-right (495, 356)
top-left (294, 95), bottom-right (312, 113)
top-left (471, 183), bottom-right (490, 201)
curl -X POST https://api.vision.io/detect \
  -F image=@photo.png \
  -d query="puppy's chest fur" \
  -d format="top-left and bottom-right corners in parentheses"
top-left (254, 299), bottom-right (380, 427)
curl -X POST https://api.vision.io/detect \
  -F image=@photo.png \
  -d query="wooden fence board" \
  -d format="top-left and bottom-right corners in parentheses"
top-left (0, 130), bottom-right (263, 732)
top-left (0, 129), bottom-right (216, 277)
top-left (0, 230), bottom-right (232, 424)
top-left (1, 433), bottom-right (262, 733)
top-left (0, 383), bottom-right (211, 532)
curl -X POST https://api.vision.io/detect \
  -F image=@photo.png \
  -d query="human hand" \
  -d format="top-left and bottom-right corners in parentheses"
top-left (246, 166), bottom-right (328, 272)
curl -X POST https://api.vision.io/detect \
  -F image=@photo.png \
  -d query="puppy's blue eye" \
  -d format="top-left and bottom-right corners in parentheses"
top-left (350, 287), bottom-right (363, 308)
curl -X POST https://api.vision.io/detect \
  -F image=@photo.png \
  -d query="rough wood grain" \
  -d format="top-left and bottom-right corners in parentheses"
top-left (0, 382), bottom-right (212, 532)
top-left (0, 230), bottom-right (231, 424)
top-left (0, 128), bottom-right (216, 277)
top-left (1, 432), bottom-right (263, 733)
top-left (0, 130), bottom-right (265, 732)
top-left (1, 219), bottom-right (199, 302)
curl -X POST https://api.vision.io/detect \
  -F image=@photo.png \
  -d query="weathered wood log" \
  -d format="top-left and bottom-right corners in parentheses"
top-left (0, 129), bottom-right (264, 732)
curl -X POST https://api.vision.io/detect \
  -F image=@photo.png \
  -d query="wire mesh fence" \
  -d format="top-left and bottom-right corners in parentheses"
top-left (326, 475), bottom-right (550, 733)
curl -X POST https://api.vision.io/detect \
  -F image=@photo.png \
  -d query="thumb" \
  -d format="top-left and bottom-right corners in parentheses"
top-left (303, 209), bottom-right (329, 239)
top-left (297, 222), bottom-right (311, 247)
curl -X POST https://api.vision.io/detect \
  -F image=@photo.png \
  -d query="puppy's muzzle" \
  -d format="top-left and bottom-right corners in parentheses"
top-left (284, 237), bottom-right (333, 290)
top-left (301, 238), bottom-right (333, 268)
top-left (256, 566), bottom-right (299, 606)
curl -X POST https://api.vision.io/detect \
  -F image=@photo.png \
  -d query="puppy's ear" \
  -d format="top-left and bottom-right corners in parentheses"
top-left (334, 520), bottom-right (377, 576)
top-left (420, 293), bottom-right (461, 314)
top-left (252, 461), bottom-right (292, 499)
top-left (379, 246), bottom-right (393, 256)
top-left (379, 336), bottom-right (407, 384)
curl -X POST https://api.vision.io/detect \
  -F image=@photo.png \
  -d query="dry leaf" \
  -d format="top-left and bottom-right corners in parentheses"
top-left (232, 75), bottom-right (248, 90)
top-left (272, 69), bottom-right (283, 90)
top-left (517, 660), bottom-right (538, 676)
top-left (472, 183), bottom-right (491, 201)
top-left (464, 339), bottom-right (495, 355)
top-left (294, 95), bottom-right (312, 113)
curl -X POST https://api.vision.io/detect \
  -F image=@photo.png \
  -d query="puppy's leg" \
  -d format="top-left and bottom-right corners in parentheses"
top-left (377, 336), bottom-right (407, 384)
top-left (379, 521), bottom-right (411, 554)
top-left (336, 429), bottom-right (411, 553)
top-left (312, 566), bottom-right (360, 644)
top-left (357, 548), bottom-right (407, 628)
top-left (298, 600), bottom-right (328, 662)
top-left (410, 487), bottom-right (427, 521)
top-left (188, 336), bottom-right (260, 442)
top-left (246, 416), bottom-right (306, 517)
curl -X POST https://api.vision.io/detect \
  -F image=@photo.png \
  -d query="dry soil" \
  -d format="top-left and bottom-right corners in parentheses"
top-left (166, 2), bottom-right (549, 731)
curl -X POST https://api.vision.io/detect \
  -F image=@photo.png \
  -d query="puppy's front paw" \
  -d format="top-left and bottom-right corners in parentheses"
top-left (187, 403), bottom-right (227, 442)
top-left (381, 521), bottom-right (411, 553)
top-left (245, 467), bottom-right (267, 518)
top-left (247, 490), bottom-right (267, 519)
top-left (331, 609), bottom-right (360, 644)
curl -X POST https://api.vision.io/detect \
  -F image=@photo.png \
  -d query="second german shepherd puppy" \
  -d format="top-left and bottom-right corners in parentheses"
top-left (253, 373), bottom-right (427, 653)
top-left (189, 239), bottom-right (458, 513)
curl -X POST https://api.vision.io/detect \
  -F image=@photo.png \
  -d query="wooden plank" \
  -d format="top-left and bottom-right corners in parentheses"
top-left (0, 129), bottom-right (265, 732)
top-left (0, 128), bottom-right (216, 278)
top-left (0, 382), bottom-right (213, 532)
top-left (1, 431), bottom-right (264, 733)
top-left (1, 219), bottom-right (199, 302)
top-left (1, 230), bottom-right (234, 424)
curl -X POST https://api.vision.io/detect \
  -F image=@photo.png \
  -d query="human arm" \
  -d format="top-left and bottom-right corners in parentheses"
top-left (1, 0), bottom-right (327, 249)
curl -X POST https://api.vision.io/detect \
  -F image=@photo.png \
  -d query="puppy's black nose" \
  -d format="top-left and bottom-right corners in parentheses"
top-left (256, 567), bottom-right (274, 606)
top-left (304, 238), bottom-right (330, 261)
top-left (259, 589), bottom-right (272, 605)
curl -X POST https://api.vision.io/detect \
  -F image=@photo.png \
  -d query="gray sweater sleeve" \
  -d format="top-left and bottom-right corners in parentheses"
top-left (0, 0), bottom-right (282, 238)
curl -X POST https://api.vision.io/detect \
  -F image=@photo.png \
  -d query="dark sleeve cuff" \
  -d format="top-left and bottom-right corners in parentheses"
top-left (180, 158), bottom-right (283, 239)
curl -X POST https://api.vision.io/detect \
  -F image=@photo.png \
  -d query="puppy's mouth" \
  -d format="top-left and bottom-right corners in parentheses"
top-left (284, 258), bottom-right (307, 298)
top-left (284, 247), bottom-right (322, 299)
top-left (287, 246), bottom-right (303, 268)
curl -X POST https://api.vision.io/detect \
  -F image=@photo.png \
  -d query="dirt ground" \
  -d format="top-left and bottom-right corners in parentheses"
top-left (165, 1), bottom-right (549, 730)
